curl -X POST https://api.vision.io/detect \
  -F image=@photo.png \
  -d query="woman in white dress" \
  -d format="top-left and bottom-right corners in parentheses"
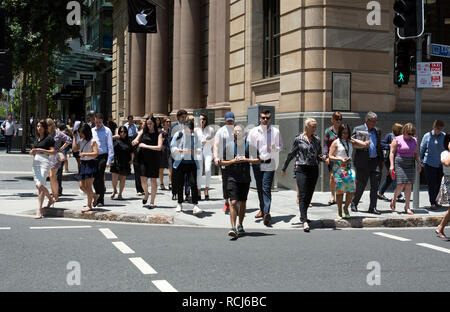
top-left (31, 120), bottom-right (56, 219)
top-left (197, 113), bottom-right (215, 200)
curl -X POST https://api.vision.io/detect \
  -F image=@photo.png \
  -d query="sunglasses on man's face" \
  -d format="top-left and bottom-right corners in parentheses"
top-left (261, 117), bottom-right (271, 120)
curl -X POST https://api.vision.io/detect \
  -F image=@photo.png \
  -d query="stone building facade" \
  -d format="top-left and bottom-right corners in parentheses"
top-left (111, 0), bottom-right (450, 191)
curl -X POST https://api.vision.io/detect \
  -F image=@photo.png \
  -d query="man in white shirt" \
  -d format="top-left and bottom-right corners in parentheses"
top-left (213, 111), bottom-right (236, 212)
top-left (1, 114), bottom-right (17, 153)
top-left (91, 113), bottom-right (114, 207)
top-left (247, 110), bottom-right (283, 226)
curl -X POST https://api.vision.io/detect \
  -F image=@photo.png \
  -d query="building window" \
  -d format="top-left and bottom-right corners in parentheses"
top-left (424, 0), bottom-right (450, 76)
top-left (263, 0), bottom-right (280, 78)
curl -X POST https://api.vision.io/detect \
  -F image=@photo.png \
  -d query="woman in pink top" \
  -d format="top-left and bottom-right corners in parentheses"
top-left (389, 123), bottom-right (422, 214)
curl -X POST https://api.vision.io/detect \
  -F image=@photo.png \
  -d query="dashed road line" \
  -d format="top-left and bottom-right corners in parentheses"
top-left (129, 257), bottom-right (158, 275)
top-left (99, 228), bottom-right (118, 239)
top-left (29, 226), bottom-right (92, 230)
top-left (416, 243), bottom-right (450, 254)
top-left (112, 241), bottom-right (135, 254)
top-left (152, 280), bottom-right (178, 292)
top-left (0, 227), bottom-right (11, 230)
top-left (373, 232), bottom-right (411, 242)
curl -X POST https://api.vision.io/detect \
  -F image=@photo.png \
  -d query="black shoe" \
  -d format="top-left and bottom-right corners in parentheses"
top-left (397, 196), bottom-right (406, 203)
top-left (172, 194), bottom-right (177, 201)
top-left (368, 208), bottom-right (381, 215)
top-left (143, 199), bottom-right (147, 205)
top-left (205, 195), bottom-right (210, 201)
top-left (377, 194), bottom-right (389, 201)
top-left (351, 204), bottom-right (358, 212)
top-left (263, 213), bottom-right (271, 226)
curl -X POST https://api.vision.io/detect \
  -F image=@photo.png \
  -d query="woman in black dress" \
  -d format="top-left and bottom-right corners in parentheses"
top-left (159, 117), bottom-right (173, 190)
top-left (133, 117), bottom-right (163, 208)
top-left (110, 126), bottom-right (133, 200)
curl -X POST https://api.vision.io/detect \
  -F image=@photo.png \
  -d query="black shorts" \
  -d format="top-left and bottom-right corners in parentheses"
top-left (227, 180), bottom-right (250, 202)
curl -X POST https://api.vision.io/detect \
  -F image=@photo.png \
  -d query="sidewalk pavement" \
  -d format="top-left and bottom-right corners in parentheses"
top-left (0, 174), bottom-right (446, 230)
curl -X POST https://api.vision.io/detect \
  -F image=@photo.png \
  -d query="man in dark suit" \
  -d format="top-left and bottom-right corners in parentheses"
top-left (351, 112), bottom-right (383, 214)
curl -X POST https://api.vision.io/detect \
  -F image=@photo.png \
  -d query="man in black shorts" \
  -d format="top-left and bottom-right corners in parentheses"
top-left (220, 125), bottom-right (260, 239)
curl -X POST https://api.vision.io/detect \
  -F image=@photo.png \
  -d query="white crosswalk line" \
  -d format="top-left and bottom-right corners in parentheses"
top-left (0, 227), bottom-right (11, 230)
top-left (373, 232), bottom-right (411, 242)
top-left (112, 241), bottom-right (135, 254)
top-left (152, 280), bottom-right (177, 292)
top-left (99, 228), bottom-right (118, 239)
top-left (129, 257), bottom-right (157, 275)
top-left (417, 243), bottom-right (450, 254)
top-left (29, 226), bottom-right (92, 230)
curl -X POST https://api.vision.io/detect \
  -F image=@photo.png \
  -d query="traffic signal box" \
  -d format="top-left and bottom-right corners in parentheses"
top-left (394, 39), bottom-right (415, 87)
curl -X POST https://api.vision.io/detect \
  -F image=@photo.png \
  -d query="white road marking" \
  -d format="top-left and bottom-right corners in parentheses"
top-left (29, 226), bottom-right (92, 230)
top-left (112, 241), bottom-right (135, 254)
top-left (417, 243), bottom-right (450, 254)
top-left (0, 227), bottom-right (11, 230)
top-left (152, 280), bottom-right (177, 292)
top-left (0, 171), bottom-right (33, 174)
top-left (373, 232), bottom-right (411, 242)
top-left (129, 257), bottom-right (157, 275)
top-left (99, 228), bottom-right (118, 239)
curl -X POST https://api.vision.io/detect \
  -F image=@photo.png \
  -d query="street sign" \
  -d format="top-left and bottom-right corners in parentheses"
top-left (417, 62), bottom-right (443, 88)
top-left (431, 44), bottom-right (450, 58)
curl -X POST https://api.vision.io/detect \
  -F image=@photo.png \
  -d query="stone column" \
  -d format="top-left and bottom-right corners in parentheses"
top-left (214, 0), bottom-right (230, 108)
top-left (129, 33), bottom-right (146, 117)
top-left (172, 0), bottom-right (181, 114)
top-left (179, 0), bottom-right (202, 111)
top-left (150, 5), bottom-right (169, 116)
top-left (145, 34), bottom-right (152, 116)
top-left (207, 0), bottom-right (217, 107)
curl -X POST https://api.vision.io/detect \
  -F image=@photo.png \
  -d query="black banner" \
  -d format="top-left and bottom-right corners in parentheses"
top-left (128, 0), bottom-right (157, 33)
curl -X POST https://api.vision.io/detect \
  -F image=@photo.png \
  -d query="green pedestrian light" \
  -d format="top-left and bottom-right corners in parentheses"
top-left (398, 72), bottom-right (405, 83)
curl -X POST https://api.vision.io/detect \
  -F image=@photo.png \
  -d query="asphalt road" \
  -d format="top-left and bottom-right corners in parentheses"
top-left (0, 214), bottom-right (449, 292)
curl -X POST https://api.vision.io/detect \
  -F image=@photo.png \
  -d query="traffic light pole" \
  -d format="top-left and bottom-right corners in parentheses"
top-left (414, 36), bottom-right (423, 210)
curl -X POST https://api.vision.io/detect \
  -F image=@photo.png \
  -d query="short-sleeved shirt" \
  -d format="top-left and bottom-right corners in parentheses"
top-left (441, 151), bottom-right (450, 176)
top-left (33, 135), bottom-right (55, 150)
top-left (227, 140), bottom-right (251, 184)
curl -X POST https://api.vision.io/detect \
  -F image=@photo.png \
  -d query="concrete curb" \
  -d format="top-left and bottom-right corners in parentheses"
top-left (34, 208), bottom-right (444, 229)
top-left (41, 208), bottom-right (174, 225)
top-left (312, 216), bottom-right (443, 229)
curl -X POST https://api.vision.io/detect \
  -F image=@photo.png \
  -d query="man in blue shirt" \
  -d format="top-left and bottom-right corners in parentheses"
top-left (92, 113), bottom-right (114, 207)
top-left (420, 120), bottom-right (445, 209)
top-left (351, 112), bottom-right (383, 215)
top-left (124, 115), bottom-right (138, 138)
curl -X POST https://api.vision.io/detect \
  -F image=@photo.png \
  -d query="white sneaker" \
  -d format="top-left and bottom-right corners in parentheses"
top-left (176, 204), bottom-right (183, 212)
top-left (193, 205), bottom-right (203, 215)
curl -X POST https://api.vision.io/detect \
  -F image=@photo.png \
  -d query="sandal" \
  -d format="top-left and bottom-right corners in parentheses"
top-left (435, 229), bottom-right (447, 239)
top-left (160, 184), bottom-right (166, 190)
top-left (45, 197), bottom-right (56, 209)
top-left (390, 200), bottom-right (396, 212)
top-left (328, 200), bottom-right (336, 206)
top-left (93, 194), bottom-right (100, 207)
top-left (81, 207), bottom-right (93, 213)
top-left (118, 194), bottom-right (123, 200)
top-left (405, 208), bottom-right (414, 215)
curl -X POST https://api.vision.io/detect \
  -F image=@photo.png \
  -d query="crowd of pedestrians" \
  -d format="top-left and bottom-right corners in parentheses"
top-left (23, 109), bottom-right (450, 240)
